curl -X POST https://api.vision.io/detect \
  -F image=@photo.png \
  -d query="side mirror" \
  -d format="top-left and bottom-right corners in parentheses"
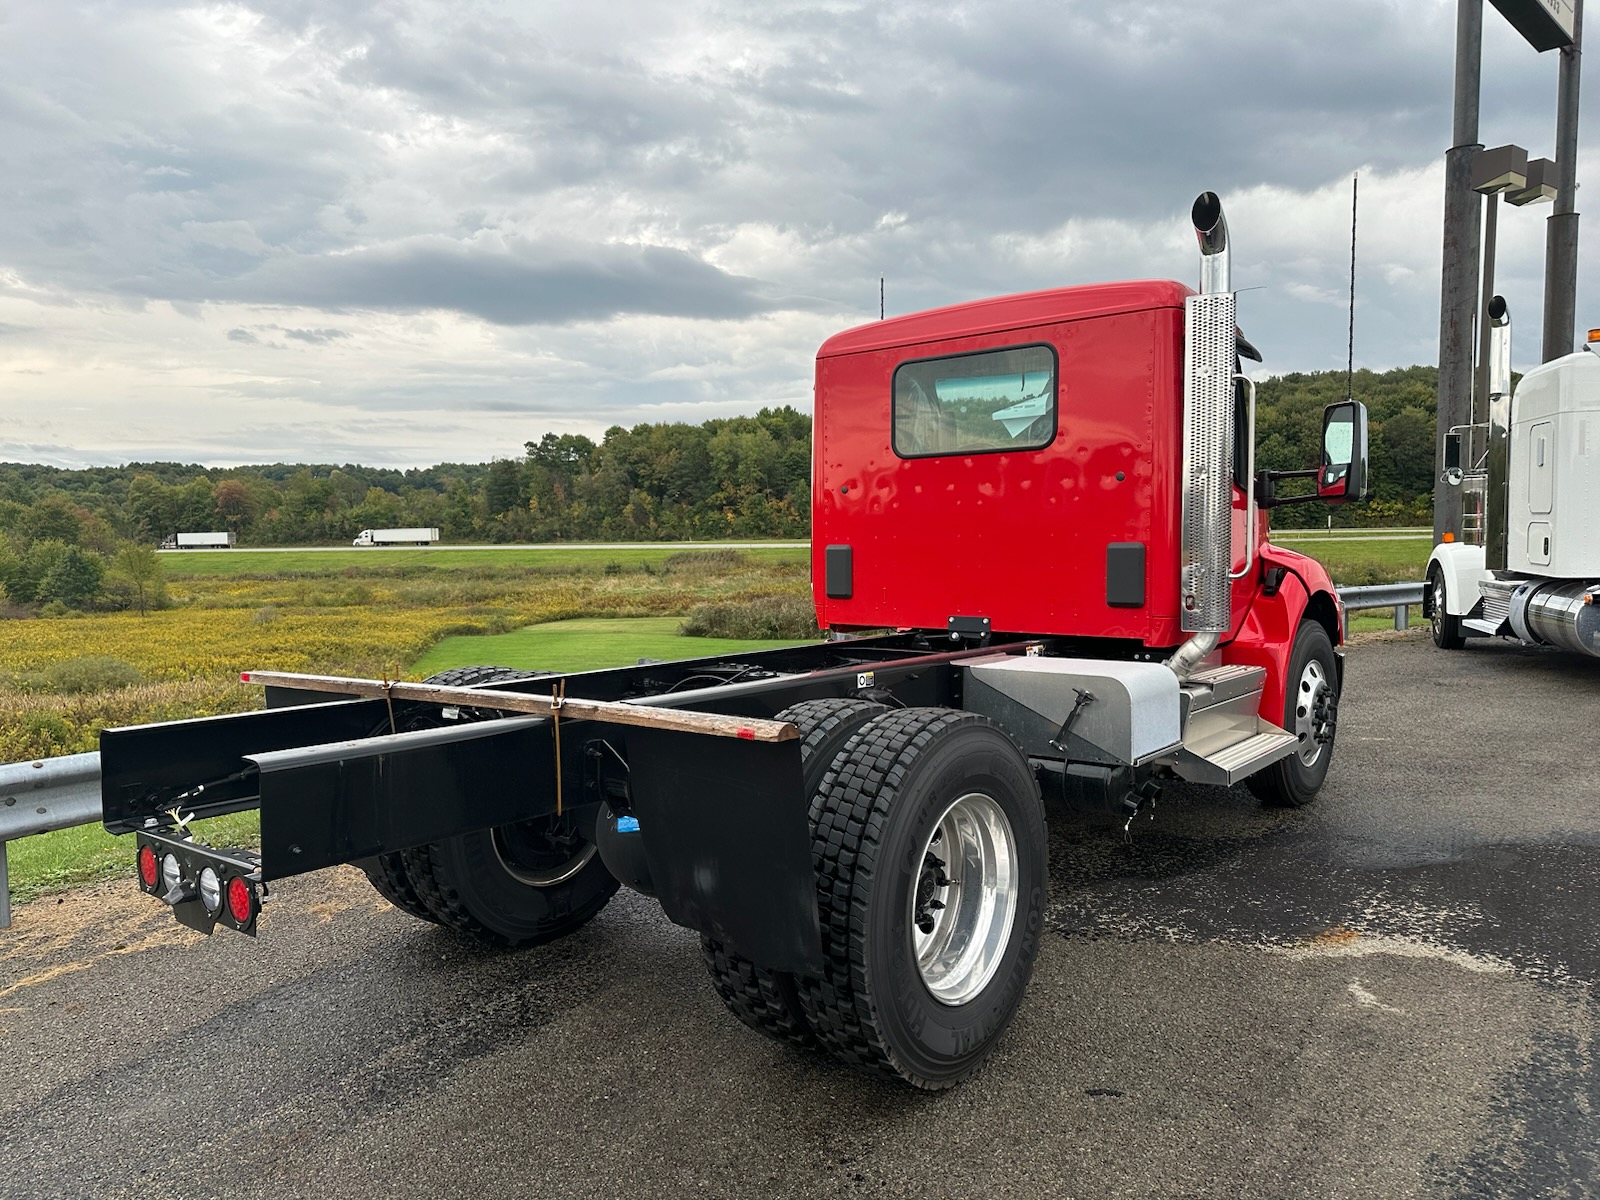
top-left (1444, 431), bottom-right (1461, 471)
top-left (1318, 400), bottom-right (1368, 503)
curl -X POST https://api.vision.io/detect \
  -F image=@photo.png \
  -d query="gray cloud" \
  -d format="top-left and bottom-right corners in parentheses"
top-left (1, 0), bottom-right (1596, 467)
top-left (199, 236), bottom-right (774, 324)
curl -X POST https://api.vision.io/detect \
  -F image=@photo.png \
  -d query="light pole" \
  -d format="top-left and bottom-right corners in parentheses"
top-left (1435, 0), bottom-right (1485, 544)
top-left (1436, 0), bottom-right (1579, 541)
top-left (1544, 0), bottom-right (1584, 360)
top-left (1468, 146), bottom-right (1557, 466)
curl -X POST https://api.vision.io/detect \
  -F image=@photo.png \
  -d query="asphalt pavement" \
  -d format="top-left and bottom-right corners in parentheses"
top-left (1, 631), bottom-right (1596, 1199)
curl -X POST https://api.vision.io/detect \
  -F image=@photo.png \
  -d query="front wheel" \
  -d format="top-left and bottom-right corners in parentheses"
top-left (1247, 620), bottom-right (1339, 808)
top-left (798, 709), bottom-right (1047, 1089)
top-left (1428, 567), bottom-right (1465, 650)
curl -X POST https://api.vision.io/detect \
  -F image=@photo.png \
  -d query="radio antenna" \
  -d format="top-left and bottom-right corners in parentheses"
top-left (880, 277), bottom-right (885, 320)
top-left (1347, 174), bottom-right (1358, 400)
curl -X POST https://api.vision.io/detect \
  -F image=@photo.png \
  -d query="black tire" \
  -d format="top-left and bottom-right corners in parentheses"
top-left (402, 821), bottom-right (617, 949)
top-left (1428, 566), bottom-right (1465, 650)
top-left (700, 697), bottom-right (887, 1047)
top-left (797, 708), bottom-right (1048, 1089)
top-left (357, 664), bottom-right (546, 924)
top-left (365, 664), bottom-right (618, 948)
top-left (1246, 621), bottom-right (1339, 807)
top-left (359, 851), bottom-right (440, 924)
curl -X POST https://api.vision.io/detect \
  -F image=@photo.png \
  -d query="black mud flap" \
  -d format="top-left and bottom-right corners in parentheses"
top-left (625, 727), bottom-right (822, 975)
top-left (248, 717), bottom-right (556, 879)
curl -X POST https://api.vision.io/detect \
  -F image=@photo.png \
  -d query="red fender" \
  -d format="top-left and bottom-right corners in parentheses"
top-left (1224, 545), bottom-right (1343, 727)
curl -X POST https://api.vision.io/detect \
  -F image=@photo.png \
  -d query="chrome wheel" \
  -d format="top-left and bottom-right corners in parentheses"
top-left (910, 792), bottom-right (1019, 1005)
top-left (1431, 575), bottom-right (1447, 641)
top-left (1293, 658), bottom-right (1333, 767)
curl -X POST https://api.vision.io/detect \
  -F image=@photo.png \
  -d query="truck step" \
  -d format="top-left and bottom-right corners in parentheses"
top-left (1478, 578), bottom-right (1519, 627)
top-left (1183, 663), bottom-right (1265, 702)
top-left (1461, 617), bottom-right (1506, 636)
top-left (1168, 728), bottom-right (1300, 787)
top-left (1179, 663), bottom-right (1266, 731)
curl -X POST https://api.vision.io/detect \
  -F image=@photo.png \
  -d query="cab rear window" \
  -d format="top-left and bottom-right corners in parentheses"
top-left (892, 344), bottom-right (1058, 458)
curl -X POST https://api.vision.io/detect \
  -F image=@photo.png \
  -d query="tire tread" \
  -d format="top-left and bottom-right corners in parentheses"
top-left (797, 708), bottom-right (984, 1085)
top-left (699, 697), bottom-right (886, 1046)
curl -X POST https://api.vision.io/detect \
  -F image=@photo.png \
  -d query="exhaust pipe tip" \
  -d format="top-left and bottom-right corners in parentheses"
top-left (1192, 192), bottom-right (1224, 241)
top-left (1191, 191), bottom-right (1230, 294)
top-left (1488, 294), bottom-right (1512, 399)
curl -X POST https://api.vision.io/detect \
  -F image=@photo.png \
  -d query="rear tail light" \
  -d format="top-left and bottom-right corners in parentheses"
top-left (227, 877), bottom-right (258, 926)
top-left (137, 845), bottom-right (159, 890)
top-left (134, 832), bottom-right (263, 934)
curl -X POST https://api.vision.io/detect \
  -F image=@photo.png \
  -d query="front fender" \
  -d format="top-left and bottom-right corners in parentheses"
top-left (1224, 544), bottom-right (1341, 727)
top-left (1424, 541), bottom-right (1487, 619)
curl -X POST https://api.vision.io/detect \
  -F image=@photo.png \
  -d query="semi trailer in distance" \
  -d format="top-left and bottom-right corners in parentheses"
top-left (159, 531), bottom-right (236, 549)
top-left (351, 528), bottom-right (441, 547)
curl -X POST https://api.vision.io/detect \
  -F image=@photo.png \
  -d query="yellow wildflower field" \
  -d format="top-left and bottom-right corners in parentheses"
top-left (0, 557), bottom-right (809, 761)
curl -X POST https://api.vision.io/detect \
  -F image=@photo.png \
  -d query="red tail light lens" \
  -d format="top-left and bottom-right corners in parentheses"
top-left (137, 845), bottom-right (159, 889)
top-left (227, 876), bottom-right (256, 924)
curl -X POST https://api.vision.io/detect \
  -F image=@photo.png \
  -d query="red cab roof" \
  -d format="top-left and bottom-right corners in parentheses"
top-left (817, 279), bottom-right (1193, 358)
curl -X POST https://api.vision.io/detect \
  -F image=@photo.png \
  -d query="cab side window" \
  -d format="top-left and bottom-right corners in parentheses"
top-left (893, 344), bottom-right (1058, 459)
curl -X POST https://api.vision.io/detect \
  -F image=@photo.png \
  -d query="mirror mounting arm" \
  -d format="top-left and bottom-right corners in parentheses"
top-left (1255, 467), bottom-right (1317, 510)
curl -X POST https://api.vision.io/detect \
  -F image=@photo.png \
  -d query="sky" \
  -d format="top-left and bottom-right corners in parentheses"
top-left (1, 0), bottom-right (1595, 469)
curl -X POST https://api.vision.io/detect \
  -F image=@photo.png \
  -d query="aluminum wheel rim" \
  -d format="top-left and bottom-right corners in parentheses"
top-left (492, 828), bottom-right (597, 887)
top-left (1293, 658), bottom-right (1331, 767)
top-left (1431, 575), bottom-right (1447, 640)
top-left (910, 792), bottom-right (1019, 1006)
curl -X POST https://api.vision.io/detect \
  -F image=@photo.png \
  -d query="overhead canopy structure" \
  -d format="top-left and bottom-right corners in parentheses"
top-left (1489, 0), bottom-right (1577, 51)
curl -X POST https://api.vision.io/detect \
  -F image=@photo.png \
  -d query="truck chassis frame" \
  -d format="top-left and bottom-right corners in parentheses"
top-left (104, 632), bottom-right (1070, 972)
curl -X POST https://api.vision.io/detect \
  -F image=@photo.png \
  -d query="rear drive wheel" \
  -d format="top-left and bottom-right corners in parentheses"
top-left (358, 664), bottom-right (544, 923)
top-left (360, 665), bottom-right (618, 947)
top-left (1247, 621), bottom-right (1339, 807)
top-left (1428, 566), bottom-right (1465, 650)
top-left (701, 697), bottom-right (887, 1047)
top-left (797, 708), bottom-right (1047, 1089)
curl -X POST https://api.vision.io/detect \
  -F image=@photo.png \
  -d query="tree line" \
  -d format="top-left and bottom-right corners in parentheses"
top-left (0, 368), bottom-right (1442, 612)
top-left (1254, 364), bottom-right (1438, 527)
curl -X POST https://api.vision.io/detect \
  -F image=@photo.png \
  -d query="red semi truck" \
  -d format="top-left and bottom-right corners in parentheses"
top-left (104, 193), bottom-right (1366, 1089)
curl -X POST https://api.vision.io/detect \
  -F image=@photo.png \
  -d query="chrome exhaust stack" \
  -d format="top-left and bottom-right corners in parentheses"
top-left (1192, 191), bottom-right (1230, 294)
top-left (1485, 296), bottom-right (1512, 572)
top-left (1166, 192), bottom-right (1238, 679)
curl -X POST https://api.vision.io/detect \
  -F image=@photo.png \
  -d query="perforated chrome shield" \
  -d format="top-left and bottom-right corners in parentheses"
top-left (1180, 291), bottom-right (1237, 633)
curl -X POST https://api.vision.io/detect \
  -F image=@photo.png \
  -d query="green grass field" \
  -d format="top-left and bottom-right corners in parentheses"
top-left (411, 616), bottom-right (812, 676)
top-left (162, 535), bottom-right (1426, 586)
top-left (161, 545), bottom-right (808, 576)
top-left (1270, 531), bottom-right (1430, 584)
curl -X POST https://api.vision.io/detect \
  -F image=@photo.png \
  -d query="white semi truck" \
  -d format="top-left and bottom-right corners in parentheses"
top-left (1425, 300), bottom-right (1600, 656)
top-left (351, 527), bottom-right (440, 547)
top-left (159, 532), bottom-right (236, 550)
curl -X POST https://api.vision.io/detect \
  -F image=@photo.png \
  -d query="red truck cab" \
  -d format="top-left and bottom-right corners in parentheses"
top-left (811, 276), bottom-right (1346, 733)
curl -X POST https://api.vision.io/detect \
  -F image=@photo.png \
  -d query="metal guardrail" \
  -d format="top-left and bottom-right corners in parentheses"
top-left (0, 753), bottom-right (103, 930)
top-left (0, 581), bottom-right (1429, 930)
top-left (1337, 582), bottom-right (1426, 631)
